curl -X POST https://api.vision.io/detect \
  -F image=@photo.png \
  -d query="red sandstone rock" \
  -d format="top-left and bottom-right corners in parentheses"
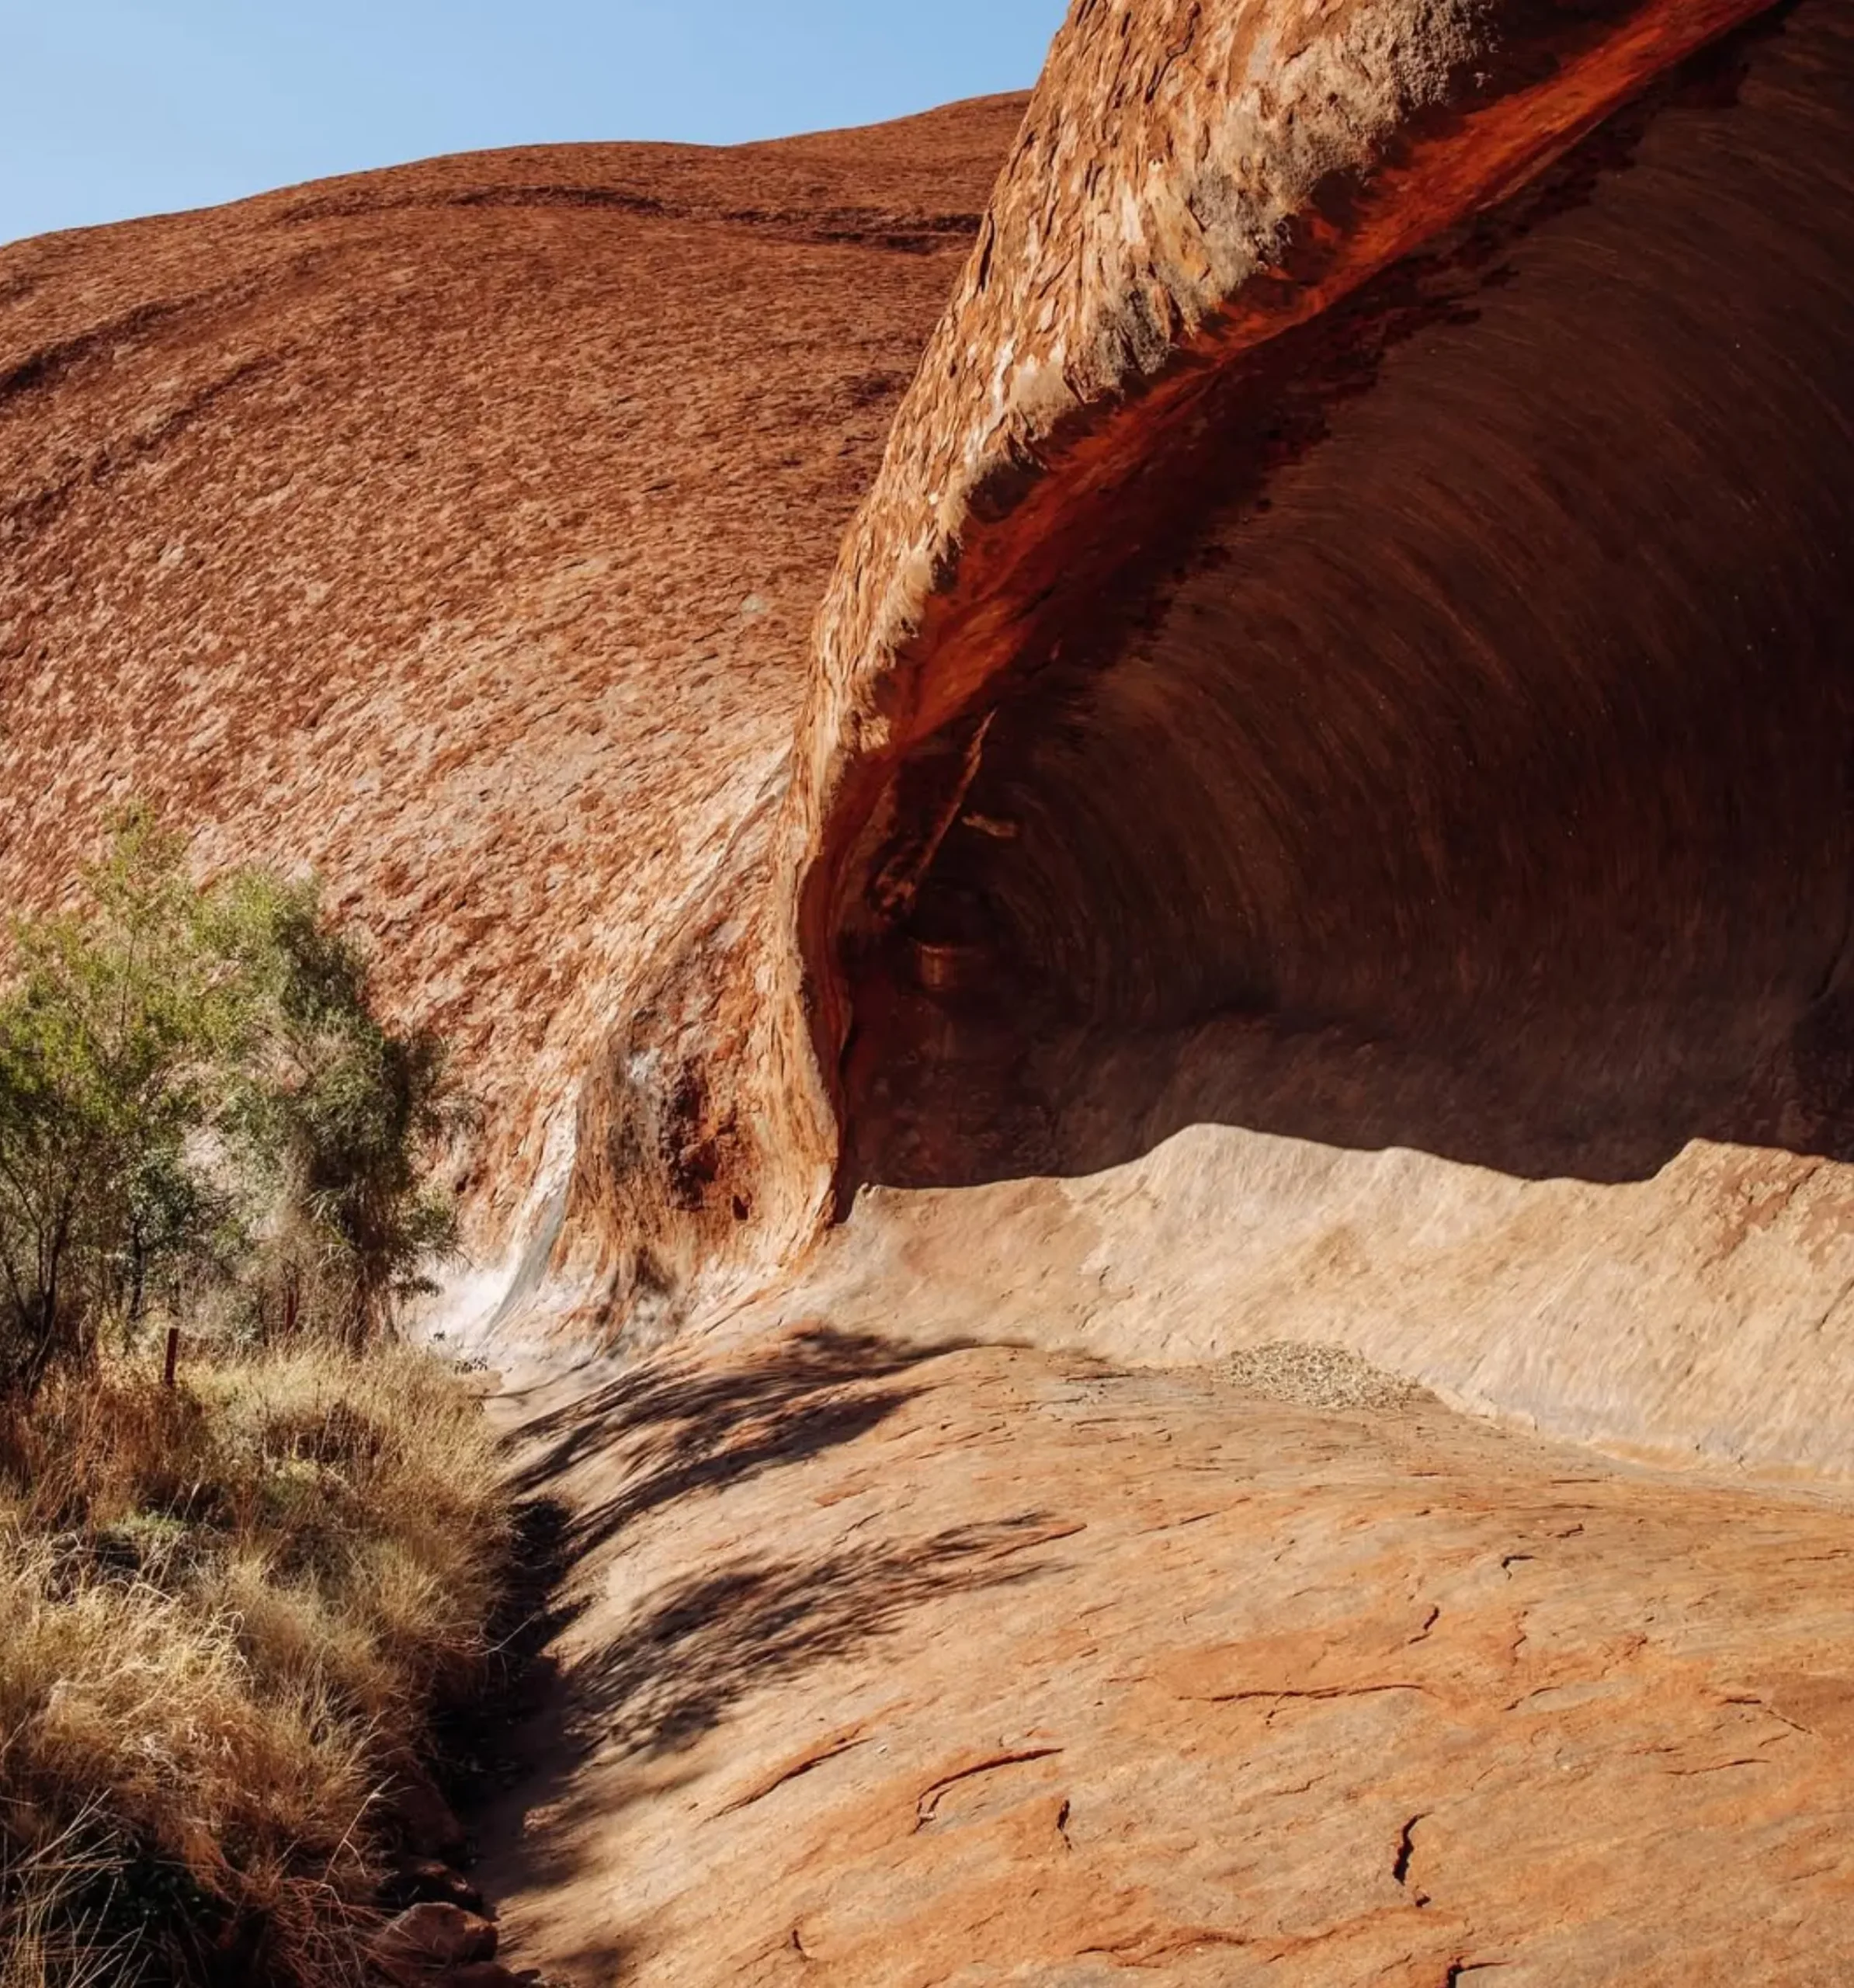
top-left (477, 1333), bottom-right (1854, 1983)
top-left (372, 1899), bottom-right (499, 1977)
top-left (379, 1856), bottom-right (490, 1918)
top-left (557, 0), bottom-right (1854, 1475)
top-left (8, 1), bottom-right (1854, 1981)
top-left (0, 95), bottom-right (1024, 1267)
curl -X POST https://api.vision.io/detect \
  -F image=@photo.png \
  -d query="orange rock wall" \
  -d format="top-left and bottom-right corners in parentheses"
top-left (558, 0), bottom-right (1828, 1310)
top-left (553, 0), bottom-right (1854, 1479)
top-left (8, 0), bottom-right (1850, 1482)
top-left (0, 98), bottom-right (1026, 1261)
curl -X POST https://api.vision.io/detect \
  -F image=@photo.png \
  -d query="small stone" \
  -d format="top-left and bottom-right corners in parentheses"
top-left (372, 1901), bottom-right (498, 1975)
top-left (378, 1856), bottom-right (489, 1917)
top-left (389, 1770), bottom-right (470, 1862)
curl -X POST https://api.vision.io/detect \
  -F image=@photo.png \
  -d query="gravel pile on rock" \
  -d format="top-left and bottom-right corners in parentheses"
top-left (1224, 1341), bottom-right (1432, 1411)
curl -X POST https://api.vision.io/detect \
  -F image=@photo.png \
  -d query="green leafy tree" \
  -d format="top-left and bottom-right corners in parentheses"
top-left (0, 812), bottom-right (469, 1390)
top-left (220, 878), bottom-right (470, 1352)
top-left (0, 812), bottom-right (239, 1392)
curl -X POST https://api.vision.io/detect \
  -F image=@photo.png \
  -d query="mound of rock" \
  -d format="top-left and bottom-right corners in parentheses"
top-left (0, 93), bottom-right (1024, 1256)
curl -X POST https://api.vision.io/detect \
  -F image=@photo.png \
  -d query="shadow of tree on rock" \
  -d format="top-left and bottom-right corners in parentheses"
top-left (574, 1513), bottom-right (1064, 1763)
top-left (508, 1325), bottom-right (971, 1556)
top-left (481, 1326), bottom-right (1075, 1969)
top-left (496, 1504), bottom-right (1068, 1979)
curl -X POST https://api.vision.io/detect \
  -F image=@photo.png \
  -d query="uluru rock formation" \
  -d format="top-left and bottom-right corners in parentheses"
top-left (565, 0), bottom-right (1854, 1472)
top-left (0, 92), bottom-right (1025, 1253)
top-left (7, 0), bottom-right (1854, 1978)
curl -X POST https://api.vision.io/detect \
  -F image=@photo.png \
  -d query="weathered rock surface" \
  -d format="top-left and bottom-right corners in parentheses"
top-left (561, 0), bottom-right (1854, 1475)
top-left (372, 1900), bottom-right (501, 1983)
top-left (0, 93), bottom-right (1025, 1258)
top-left (481, 1330), bottom-right (1854, 1983)
top-left (377, 1898), bottom-right (498, 1957)
top-left (462, 4), bottom-right (1854, 1973)
top-left (9, 0), bottom-right (1853, 1979)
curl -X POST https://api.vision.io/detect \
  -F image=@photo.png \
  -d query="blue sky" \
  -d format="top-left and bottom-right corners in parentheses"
top-left (0, 1), bottom-right (1069, 248)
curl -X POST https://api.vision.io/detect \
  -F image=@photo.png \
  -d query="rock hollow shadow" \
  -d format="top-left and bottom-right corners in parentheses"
top-left (838, 4), bottom-right (1854, 1196)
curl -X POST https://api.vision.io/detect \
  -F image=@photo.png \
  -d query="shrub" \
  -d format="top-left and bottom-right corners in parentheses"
top-left (215, 878), bottom-right (472, 1354)
top-left (0, 812), bottom-right (238, 1393)
top-left (0, 811), bottom-right (470, 1391)
top-left (0, 816), bottom-right (503, 1983)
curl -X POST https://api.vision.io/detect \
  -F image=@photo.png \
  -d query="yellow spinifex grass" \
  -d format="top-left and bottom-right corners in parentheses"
top-left (0, 1343), bottom-right (509, 1988)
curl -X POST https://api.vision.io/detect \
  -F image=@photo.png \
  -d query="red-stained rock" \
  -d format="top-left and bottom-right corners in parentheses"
top-left (9, 0), bottom-right (1854, 1980)
top-left (384, 1760), bottom-right (470, 1865)
top-left (0, 95), bottom-right (1025, 1272)
top-left (557, 0), bottom-right (1854, 1475)
top-left (378, 1856), bottom-right (489, 1918)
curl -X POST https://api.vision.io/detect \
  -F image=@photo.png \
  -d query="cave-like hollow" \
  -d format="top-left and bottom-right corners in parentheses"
top-left (835, 2), bottom-right (1854, 1197)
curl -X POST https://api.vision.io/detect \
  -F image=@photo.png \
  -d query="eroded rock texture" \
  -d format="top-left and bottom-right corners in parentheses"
top-left (563, 0), bottom-right (1854, 1468)
top-left (837, 9), bottom-right (1854, 1197)
top-left (0, 96), bottom-right (1026, 1256)
top-left (483, 1328), bottom-right (1854, 1985)
top-left (7, 0), bottom-right (1853, 1977)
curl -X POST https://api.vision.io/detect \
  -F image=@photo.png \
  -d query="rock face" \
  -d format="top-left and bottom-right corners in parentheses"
top-left (481, 1329), bottom-right (1854, 1984)
top-left (0, 94), bottom-right (1026, 1257)
top-left (562, 0), bottom-right (1854, 1472)
top-left (9, 0), bottom-right (1854, 1980)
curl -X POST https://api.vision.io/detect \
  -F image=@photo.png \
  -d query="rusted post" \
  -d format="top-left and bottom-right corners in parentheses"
top-left (162, 1326), bottom-right (180, 1390)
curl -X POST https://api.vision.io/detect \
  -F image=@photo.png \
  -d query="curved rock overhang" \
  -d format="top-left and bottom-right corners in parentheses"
top-left (790, 0), bottom-right (1853, 1211)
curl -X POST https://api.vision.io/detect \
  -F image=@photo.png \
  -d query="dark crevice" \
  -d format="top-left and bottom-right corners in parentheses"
top-left (276, 182), bottom-right (984, 253)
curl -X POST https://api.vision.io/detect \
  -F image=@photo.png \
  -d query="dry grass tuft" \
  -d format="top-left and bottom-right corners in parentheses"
top-left (0, 1344), bottom-right (510, 1986)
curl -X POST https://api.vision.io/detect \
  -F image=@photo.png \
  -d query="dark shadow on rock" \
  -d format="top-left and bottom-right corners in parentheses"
top-left (431, 1493), bottom-right (589, 1822)
top-left (471, 1324), bottom-right (990, 1969)
top-left (492, 1510), bottom-right (1067, 1920)
top-left (836, 4), bottom-right (1854, 1197)
top-left (508, 1325), bottom-right (969, 1558)
top-left (570, 1513), bottom-right (1061, 1765)
top-left (473, 1327), bottom-right (1009, 1983)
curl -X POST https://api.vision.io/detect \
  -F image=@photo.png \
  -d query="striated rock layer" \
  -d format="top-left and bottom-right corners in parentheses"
top-left (7, 0), bottom-right (1853, 1979)
top-left (564, 0), bottom-right (1854, 1472)
top-left (0, 94), bottom-right (1026, 1256)
top-left (483, 1328), bottom-right (1854, 1984)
